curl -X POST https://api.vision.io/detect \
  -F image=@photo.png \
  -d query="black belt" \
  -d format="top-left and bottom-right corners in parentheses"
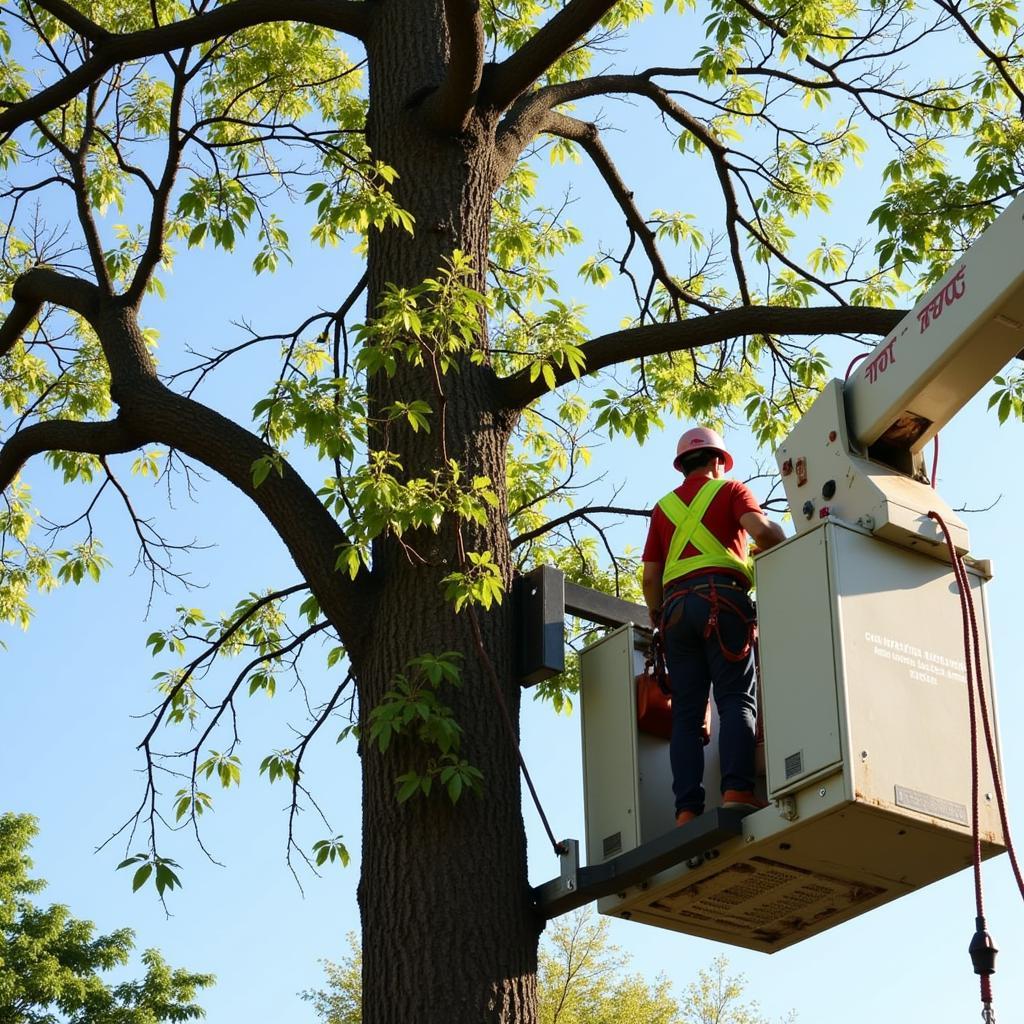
top-left (665, 574), bottom-right (750, 600)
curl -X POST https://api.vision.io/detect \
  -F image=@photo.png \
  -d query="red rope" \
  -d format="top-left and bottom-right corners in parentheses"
top-left (928, 513), bottom-right (985, 918)
top-left (955, 539), bottom-right (1024, 900)
top-left (929, 512), bottom-right (1024, 900)
top-left (927, 511), bottom-right (1024, 1022)
top-left (930, 433), bottom-right (940, 489)
top-left (844, 352), bottom-right (870, 380)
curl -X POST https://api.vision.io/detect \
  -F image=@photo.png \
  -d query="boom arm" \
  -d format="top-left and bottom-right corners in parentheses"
top-left (775, 193), bottom-right (1024, 559)
top-left (845, 193), bottom-right (1024, 455)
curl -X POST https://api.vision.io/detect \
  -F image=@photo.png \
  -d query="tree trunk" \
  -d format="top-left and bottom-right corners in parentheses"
top-left (357, 7), bottom-right (541, 1023)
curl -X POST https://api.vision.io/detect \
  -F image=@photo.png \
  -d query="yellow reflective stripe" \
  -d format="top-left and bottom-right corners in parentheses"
top-left (664, 551), bottom-right (754, 586)
top-left (660, 480), bottom-right (727, 565)
top-left (658, 478), bottom-right (754, 586)
top-left (660, 479), bottom-right (726, 566)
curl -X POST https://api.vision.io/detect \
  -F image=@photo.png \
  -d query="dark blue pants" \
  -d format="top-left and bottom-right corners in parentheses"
top-left (662, 574), bottom-right (757, 815)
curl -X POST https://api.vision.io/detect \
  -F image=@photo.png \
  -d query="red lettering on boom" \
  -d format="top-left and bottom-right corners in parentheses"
top-left (917, 265), bottom-right (967, 334)
top-left (864, 336), bottom-right (897, 384)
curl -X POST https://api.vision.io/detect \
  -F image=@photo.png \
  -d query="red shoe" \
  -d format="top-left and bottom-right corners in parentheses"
top-left (722, 789), bottom-right (768, 811)
top-left (675, 809), bottom-right (697, 827)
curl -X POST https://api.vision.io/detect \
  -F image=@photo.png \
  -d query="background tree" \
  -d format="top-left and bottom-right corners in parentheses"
top-left (303, 934), bottom-right (362, 1024)
top-left (536, 911), bottom-right (684, 1024)
top-left (679, 956), bottom-right (792, 1024)
top-left (0, 2), bottom-right (1021, 1023)
top-left (303, 911), bottom-right (787, 1024)
top-left (0, 812), bottom-right (213, 1023)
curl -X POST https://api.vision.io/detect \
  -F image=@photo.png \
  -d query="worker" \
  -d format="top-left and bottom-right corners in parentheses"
top-left (642, 427), bottom-right (785, 826)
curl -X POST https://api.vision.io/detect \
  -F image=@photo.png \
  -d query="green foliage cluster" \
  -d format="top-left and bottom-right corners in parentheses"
top-left (0, 812), bottom-right (213, 1022)
top-left (368, 652), bottom-right (484, 804)
top-left (0, 13), bottom-right (370, 631)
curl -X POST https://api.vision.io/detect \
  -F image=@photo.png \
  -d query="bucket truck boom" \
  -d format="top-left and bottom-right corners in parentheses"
top-left (777, 192), bottom-right (1024, 555)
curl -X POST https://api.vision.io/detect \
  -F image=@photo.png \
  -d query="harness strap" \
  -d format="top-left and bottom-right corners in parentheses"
top-left (664, 578), bottom-right (757, 663)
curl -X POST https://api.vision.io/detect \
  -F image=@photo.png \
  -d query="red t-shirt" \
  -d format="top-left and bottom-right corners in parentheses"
top-left (643, 476), bottom-right (763, 589)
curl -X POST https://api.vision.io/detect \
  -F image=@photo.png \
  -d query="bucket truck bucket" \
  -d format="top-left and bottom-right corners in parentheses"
top-left (575, 520), bottom-right (1004, 951)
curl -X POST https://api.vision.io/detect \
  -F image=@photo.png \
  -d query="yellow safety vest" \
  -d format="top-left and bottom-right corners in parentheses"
top-left (658, 478), bottom-right (755, 587)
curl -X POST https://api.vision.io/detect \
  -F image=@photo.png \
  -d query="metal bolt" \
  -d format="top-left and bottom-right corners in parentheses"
top-left (566, 879), bottom-right (575, 890)
top-left (985, 793), bottom-right (993, 802)
top-left (860, 750), bottom-right (869, 760)
top-left (818, 787), bottom-right (827, 797)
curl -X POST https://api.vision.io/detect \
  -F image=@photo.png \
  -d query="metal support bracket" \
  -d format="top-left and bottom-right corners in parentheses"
top-left (532, 808), bottom-right (749, 919)
top-left (516, 566), bottom-right (649, 685)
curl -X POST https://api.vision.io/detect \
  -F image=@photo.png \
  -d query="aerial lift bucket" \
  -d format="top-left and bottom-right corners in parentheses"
top-left (569, 519), bottom-right (1004, 951)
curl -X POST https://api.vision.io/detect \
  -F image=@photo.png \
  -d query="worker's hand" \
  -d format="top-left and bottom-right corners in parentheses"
top-left (648, 605), bottom-right (662, 628)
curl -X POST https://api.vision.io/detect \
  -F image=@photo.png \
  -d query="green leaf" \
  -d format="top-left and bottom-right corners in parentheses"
top-left (396, 773), bottom-right (422, 803)
top-left (132, 864), bottom-right (153, 892)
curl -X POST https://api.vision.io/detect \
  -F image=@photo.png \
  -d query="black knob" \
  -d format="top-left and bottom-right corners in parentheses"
top-left (802, 500), bottom-right (815, 520)
top-left (822, 479), bottom-right (837, 500)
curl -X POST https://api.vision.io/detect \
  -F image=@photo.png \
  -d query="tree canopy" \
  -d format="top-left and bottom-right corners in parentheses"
top-left (1, 1), bottom-right (1022, 1021)
top-left (0, 812), bottom-right (213, 1023)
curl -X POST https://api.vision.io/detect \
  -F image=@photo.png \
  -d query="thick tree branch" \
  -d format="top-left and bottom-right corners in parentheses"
top-left (0, 417), bottom-right (141, 492)
top-left (498, 304), bottom-right (906, 408)
top-left (5, 274), bottom-right (366, 652)
top-left (499, 74), bottom-right (757, 298)
top-left (0, 297), bottom-right (41, 362)
top-left (544, 111), bottom-right (714, 314)
top-left (0, 0), bottom-right (371, 138)
top-left (497, 72), bottom-right (668, 162)
top-left (424, 0), bottom-right (485, 134)
top-left (0, 268), bottom-right (102, 360)
top-left (117, 379), bottom-right (368, 655)
top-left (17, 267), bottom-right (89, 310)
top-left (28, 0), bottom-right (110, 43)
top-left (481, 0), bottom-right (620, 112)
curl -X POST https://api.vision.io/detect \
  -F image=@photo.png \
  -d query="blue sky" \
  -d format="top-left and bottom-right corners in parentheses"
top-left (3, 7), bottom-right (1024, 1023)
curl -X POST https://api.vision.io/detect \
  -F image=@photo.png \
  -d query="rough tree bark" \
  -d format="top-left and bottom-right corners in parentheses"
top-left (358, 7), bottom-right (538, 1021)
